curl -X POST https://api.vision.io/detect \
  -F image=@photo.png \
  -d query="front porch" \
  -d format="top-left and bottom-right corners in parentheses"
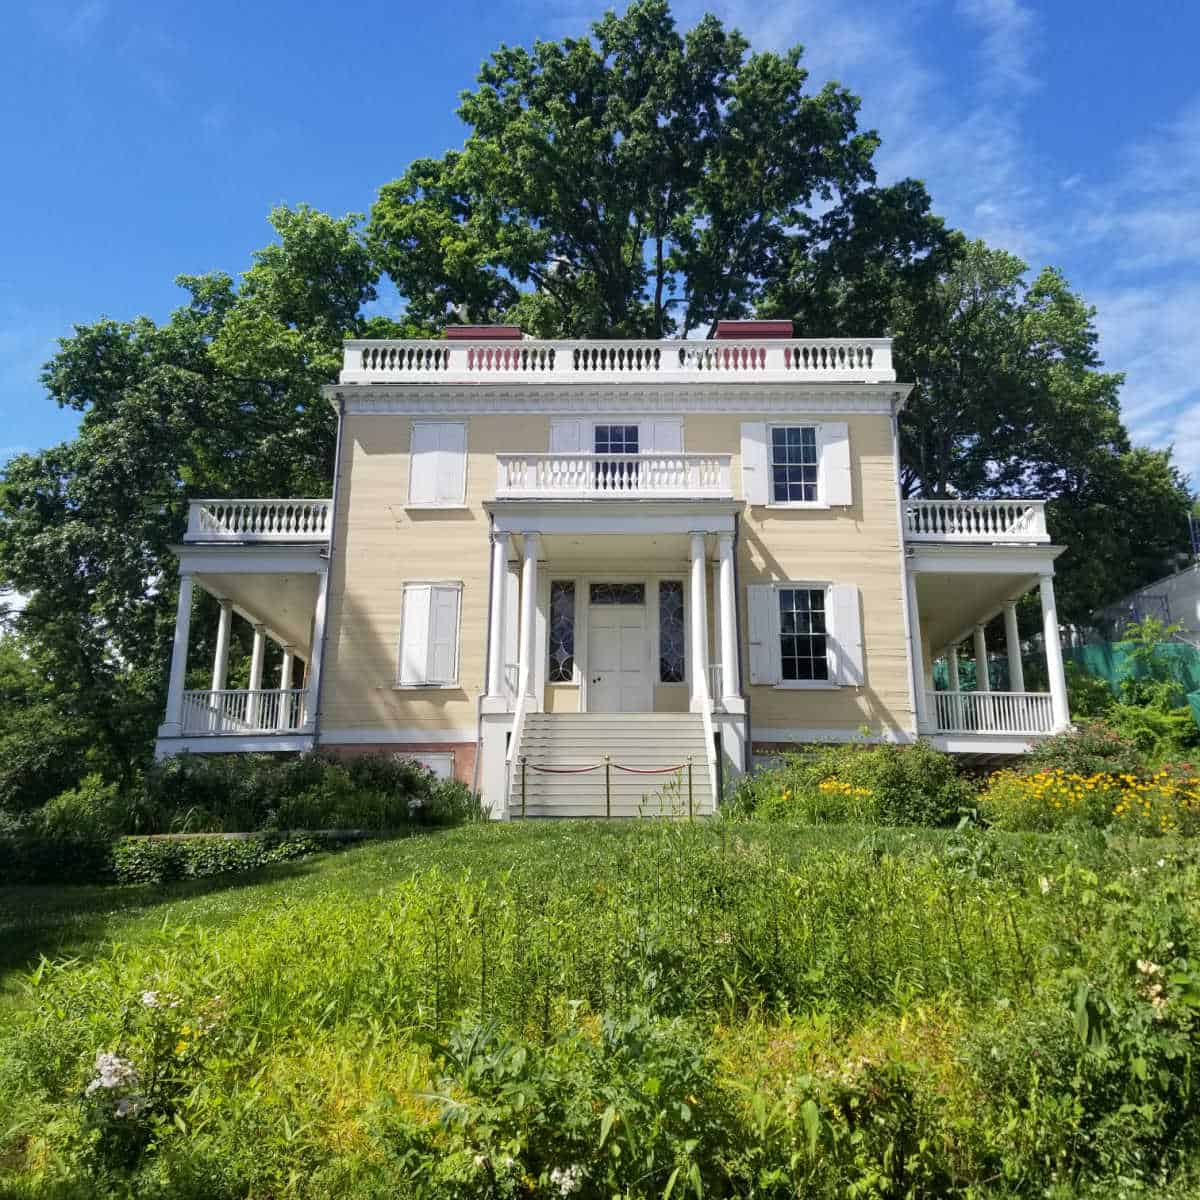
top-left (903, 499), bottom-right (1070, 753)
top-left (155, 500), bottom-right (331, 757)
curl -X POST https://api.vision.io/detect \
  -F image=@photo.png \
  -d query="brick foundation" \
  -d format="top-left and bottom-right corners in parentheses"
top-left (323, 741), bottom-right (478, 787)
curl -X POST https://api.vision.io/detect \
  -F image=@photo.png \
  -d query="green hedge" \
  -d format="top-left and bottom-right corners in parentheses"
top-left (111, 834), bottom-right (327, 885)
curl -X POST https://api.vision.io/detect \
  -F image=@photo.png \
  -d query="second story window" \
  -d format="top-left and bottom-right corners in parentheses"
top-left (409, 421), bottom-right (467, 508)
top-left (594, 424), bottom-right (639, 491)
top-left (771, 426), bottom-right (819, 503)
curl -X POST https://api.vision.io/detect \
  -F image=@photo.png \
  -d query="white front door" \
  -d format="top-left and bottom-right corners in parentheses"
top-left (587, 595), bottom-right (652, 713)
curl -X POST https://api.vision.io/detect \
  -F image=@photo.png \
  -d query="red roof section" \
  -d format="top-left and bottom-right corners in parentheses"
top-left (714, 319), bottom-right (793, 339)
top-left (444, 325), bottom-right (523, 341)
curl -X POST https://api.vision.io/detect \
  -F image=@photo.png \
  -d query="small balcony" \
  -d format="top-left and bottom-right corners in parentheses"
top-left (184, 499), bottom-right (331, 543)
top-left (340, 337), bottom-right (896, 385)
top-left (496, 452), bottom-right (733, 500)
top-left (903, 499), bottom-right (1049, 544)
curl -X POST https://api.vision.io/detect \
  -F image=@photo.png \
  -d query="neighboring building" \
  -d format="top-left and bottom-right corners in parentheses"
top-left (1094, 563), bottom-right (1200, 646)
top-left (154, 322), bottom-right (1072, 816)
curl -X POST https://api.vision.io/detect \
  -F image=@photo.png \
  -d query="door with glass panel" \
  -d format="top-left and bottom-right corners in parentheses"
top-left (586, 583), bottom-right (651, 712)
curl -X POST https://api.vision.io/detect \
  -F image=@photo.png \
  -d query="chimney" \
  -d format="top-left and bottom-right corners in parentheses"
top-left (445, 325), bottom-right (523, 341)
top-left (714, 319), bottom-right (793, 339)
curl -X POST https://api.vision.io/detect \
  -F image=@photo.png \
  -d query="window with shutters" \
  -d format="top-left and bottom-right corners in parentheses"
top-left (593, 424), bottom-right (639, 491)
top-left (770, 426), bottom-right (819, 503)
top-left (397, 582), bottom-right (462, 687)
top-left (778, 587), bottom-right (829, 681)
top-left (408, 421), bottom-right (467, 507)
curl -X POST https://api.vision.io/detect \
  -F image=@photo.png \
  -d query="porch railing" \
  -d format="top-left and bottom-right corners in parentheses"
top-left (928, 690), bottom-right (1054, 735)
top-left (185, 499), bottom-right (332, 542)
top-left (904, 499), bottom-right (1049, 544)
top-left (342, 337), bottom-right (895, 384)
top-left (497, 453), bottom-right (732, 499)
top-left (181, 688), bottom-right (308, 734)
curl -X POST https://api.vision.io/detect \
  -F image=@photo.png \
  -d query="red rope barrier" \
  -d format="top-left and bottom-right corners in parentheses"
top-left (527, 763), bottom-right (602, 774)
top-left (612, 763), bottom-right (686, 775)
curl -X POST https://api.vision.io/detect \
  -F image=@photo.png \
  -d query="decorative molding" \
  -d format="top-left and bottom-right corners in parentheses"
top-left (171, 543), bottom-right (329, 576)
top-left (154, 734), bottom-right (315, 757)
top-left (907, 543), bottom-right (1065, 576)
top-left (752, 727), bottom-right (915, 746)
top-left (328, 382), bottom-right (910, 417)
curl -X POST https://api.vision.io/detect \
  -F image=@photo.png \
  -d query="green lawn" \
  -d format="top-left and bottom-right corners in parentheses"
top-left (1, 819), bottom-right (1197, 1198)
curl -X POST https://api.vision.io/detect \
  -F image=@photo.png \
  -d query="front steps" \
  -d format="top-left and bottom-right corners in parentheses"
top-left (511, 713), bottom-right (715, 818)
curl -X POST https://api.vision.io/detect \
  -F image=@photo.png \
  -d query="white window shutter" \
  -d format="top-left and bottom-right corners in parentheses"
top-left (649, 418), bottom-right (683, 454)
top-left (435, 422), bottom-right (467, 506)
top-left (549, 419), bottom-right (583, 453)
top-left (829, 584), bottom-right (864, 685)
top-left (399, 585), bottom-right (432, 684)
top-left (820, 422), bottom-right (852, 506)
top-left (740, 422), bottom-right (769, 505)
top-left (747, 584), bottom-right (779, 685)
top-left (408, 424), bottom-right (440, 505)
top-left (428, 585), bottom-right (461, 684)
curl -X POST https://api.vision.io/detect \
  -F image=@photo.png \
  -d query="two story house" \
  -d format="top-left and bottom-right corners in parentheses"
top-left (154, 321), bottom-right (1071, 817)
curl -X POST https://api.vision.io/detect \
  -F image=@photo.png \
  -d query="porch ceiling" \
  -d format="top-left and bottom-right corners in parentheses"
top-left (524, 531), bottom-right (698, 566)
top-left (916, 570), bottom-right (1035, 654)
top-left (195, 572), bottom-right (318, 655)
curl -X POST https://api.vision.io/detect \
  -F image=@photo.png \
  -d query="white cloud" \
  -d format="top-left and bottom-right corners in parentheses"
top-left (955, 0), bottom-right (1040, 96)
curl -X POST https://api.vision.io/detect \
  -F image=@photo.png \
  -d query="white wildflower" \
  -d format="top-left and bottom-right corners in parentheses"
top-left (713, 930), bottom-right (733, 945)
top-left (1137, 959), bottom-right (1162, 977)
top-left (1039, 876), bottom-right (1052, 895)
top-left (91, 1052), bottom-right (139, 1091)
top-left (473, 1153), bottom-right (488, 1171)
top-left (141, 990), bottom-right (160, 1008)
top-left (1158, 859), bottom-right (1166, 868)
top-left (550, 1164), bottom-right (584, 1196)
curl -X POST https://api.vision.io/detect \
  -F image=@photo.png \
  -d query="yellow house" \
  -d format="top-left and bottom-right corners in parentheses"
top-left (154, 322), bottom-right (1071, 816)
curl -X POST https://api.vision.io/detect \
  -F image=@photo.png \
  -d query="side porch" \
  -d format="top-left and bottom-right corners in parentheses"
top-left (903, 500), bottom-right (1070, 754)
top-left (154, 500), bottom-right (331, 758)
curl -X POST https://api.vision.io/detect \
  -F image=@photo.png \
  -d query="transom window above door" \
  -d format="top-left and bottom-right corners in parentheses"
top-left (594, 425), bottom-right (639, 455)
top-left (589, 583), bottom-right (646, 605)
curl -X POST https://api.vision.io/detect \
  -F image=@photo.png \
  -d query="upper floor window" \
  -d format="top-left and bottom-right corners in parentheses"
top-left (409, 421), bottom-right (467, 507)
top-left (594, 425), bottom-right (639, 455)
top-left (593, 425), bottom-right (640, 491)
top-left (771, 426), bottom-right (819, 503)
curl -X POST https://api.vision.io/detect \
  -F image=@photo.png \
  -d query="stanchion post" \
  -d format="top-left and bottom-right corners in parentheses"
top-left (687, 756), bottom-right (693, 821)
top-left (604, 755), bottom-right (611, 819)
top-left (521, 756), bottom-right (527, 820)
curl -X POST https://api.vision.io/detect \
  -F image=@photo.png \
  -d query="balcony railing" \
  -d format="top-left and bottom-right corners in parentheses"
top-left (185, 499), bottom-right (331, 543)
top-left (182, 688), bottom-right (307, 734)
top-left (497, 453), bottom-right (733, 499)
top-left (340, 337), bottom-right (895, 385)
top-left (904, 499), bottom-right (1049, 544)
top-left (928, 690), bottom-right (1054, 735)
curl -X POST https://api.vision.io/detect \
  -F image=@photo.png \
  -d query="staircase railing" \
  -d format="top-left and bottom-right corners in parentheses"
top-left (504, 688), bottom-right (531, 819)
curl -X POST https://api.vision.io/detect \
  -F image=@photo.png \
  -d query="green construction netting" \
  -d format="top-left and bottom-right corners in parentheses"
top-left (1190, 691), bottom-right (1200, 729)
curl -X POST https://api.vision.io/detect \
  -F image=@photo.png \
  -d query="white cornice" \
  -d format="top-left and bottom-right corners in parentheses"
top-left (325, 382), bottom-right (911, 417)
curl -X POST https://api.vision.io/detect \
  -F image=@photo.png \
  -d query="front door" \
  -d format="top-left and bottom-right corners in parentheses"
top-left (587, 585), bottom-right (651, 712)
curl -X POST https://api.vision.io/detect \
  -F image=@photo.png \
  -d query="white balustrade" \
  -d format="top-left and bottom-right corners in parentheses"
top-left (340, 338), bottom-right (895, 384)
top-left (496, 453), bottom-right (732, 498)
top-left (904, 499), bottom-right (1049, 543)
top-left (927, 690), bottom-right (1054, 735)
top-left (182, 689), bottom-right (307, 734)
top-left (185, 499), bottom-right (331, 542)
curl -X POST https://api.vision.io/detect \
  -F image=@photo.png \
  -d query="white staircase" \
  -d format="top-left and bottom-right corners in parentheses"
top-left (510, 713), bottom-right (715, 818)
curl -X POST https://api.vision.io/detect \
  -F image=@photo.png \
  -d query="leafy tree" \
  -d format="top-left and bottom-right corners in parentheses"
top-left (368, 0), bottom-right (890, 337)
top-left (0, 206), bottom-right (377, 787)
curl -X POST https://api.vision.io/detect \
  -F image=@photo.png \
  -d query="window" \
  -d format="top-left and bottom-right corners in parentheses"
top-left (658, 581), bottom-right (685, 683)
top-left (398, 583), bottom-right (462, 686)
top-left (594, 424), bottom-right (639, 491)
top-left (771, 426), bottom-right (819, 503)
top-left (408, 421), bottom-right (467, 507)
top-left (548, 581), bottom-right (576, 683)
top-left (778, 587), bottom-right (829, 681)
top-left (589, 582), bottom-right (645, 605)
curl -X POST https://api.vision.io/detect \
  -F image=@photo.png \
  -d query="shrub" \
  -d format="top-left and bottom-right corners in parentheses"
top-left (0, 827), bottom-right (113, 884)
top-left (1024, 719), bottom-right (1146, 778)
top-left (978, 764), bottom-right (1200, 836)
top-left (111, 834), bottom-right (326, 885)
top-left (729, 741), bottom-right (973, 827)
top-left (1065, 661), bottom-right (1115, 719)
top-left (37, 773), bottom-right (125, 839)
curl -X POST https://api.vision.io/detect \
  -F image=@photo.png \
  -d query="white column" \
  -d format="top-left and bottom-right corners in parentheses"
top-left (517, 533), bottom-right (539, 698)
top-left (947, 645), bottom-right (961, 692)
top-left (1040, 572), bottom-right (1070, 729)
top-left (973, 625), bottom-right (991, 692)
top-left (302, 568), bottom-right (330, 732)
top-left (486, 531), bottom-right (510, 698)
top-left (716, 533), bottom-right (739, 703)
top-left (277, 646), bottom-right (295, 730)
top-left (905, 569), bottom-right (929, 729)
top-left (248, 623), bottom-right (267, 728)
top-left (210, 598), bottom-right (233, 693)
top-left (689, 533), bottom-right (711, 711)
top-left (160, 572), bottom-right (195, 737)
top-left (1004, 602), bottom-right (1025, 692)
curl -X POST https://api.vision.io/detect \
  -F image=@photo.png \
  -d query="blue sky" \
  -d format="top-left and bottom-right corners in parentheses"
top-left (3, 0), bottom-right (1198, 487)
